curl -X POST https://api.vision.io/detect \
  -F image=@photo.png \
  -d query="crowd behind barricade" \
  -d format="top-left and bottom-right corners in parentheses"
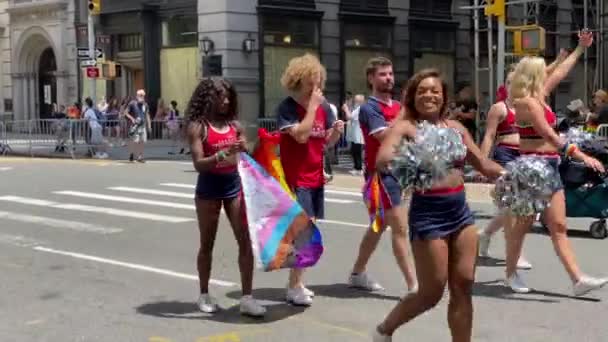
top-left (47, 90), bottom-right (190, 161)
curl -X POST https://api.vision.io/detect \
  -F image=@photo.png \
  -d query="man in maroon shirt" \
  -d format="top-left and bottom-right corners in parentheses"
top-left (276, 53), bottom-right (344, 306)
top-left (349, 57), bottom-right (417, 293)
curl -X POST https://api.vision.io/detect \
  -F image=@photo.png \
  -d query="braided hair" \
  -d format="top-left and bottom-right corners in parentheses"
top-left (186, 78), bottom-right (239, 125)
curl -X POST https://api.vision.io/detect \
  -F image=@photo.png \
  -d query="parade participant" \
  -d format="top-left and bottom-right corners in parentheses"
top-left (276, 53), bottom-right (344, 306)
top-left (505, 30), bottom-right (608, 295)
top-left (372, 69), bottom-right (503, 342)
top-left (349, 57), bottom-right (417, 293)
top-left (477, 76), bottom-right (532, 269)
top-left (187, 78), bottom-right (265, 317)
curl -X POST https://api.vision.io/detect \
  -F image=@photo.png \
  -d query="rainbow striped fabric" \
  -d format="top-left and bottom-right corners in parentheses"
top-left (362, 173), bottom-right (393, 233)
top-left (238, 133), bottom-right (323, 271)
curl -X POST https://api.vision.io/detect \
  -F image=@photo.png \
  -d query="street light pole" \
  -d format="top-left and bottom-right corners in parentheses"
top-left (88, 12), bottom-right (96, 103)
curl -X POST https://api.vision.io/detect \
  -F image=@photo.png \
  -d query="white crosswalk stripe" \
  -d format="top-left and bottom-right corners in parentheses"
top-left (54, 191), bottom-right (194, 210)
top-left (0, 196), bottom-right (193, 223)
top-left (0, 210), bottom-right (122, 234)
top-left (108, 186), bottom-right (193, 199)
top-left (158, 183), bottom-right (357, 204)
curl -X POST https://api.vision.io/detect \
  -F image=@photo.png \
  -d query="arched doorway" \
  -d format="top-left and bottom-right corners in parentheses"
top-left (38, 47), bottom-right (57, 119)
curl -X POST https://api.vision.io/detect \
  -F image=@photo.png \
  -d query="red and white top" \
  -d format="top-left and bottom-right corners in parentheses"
top-left (203, 122), bottom-right (239, 174)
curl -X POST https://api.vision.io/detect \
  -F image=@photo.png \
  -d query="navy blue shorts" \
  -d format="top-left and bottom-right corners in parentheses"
top-left (195, 171), bottom-right (241, 200)
top-left (493, 144), bottom-right (520, 166)
top-left (408, 189), bottom-right (475, 241)
top-left (295, 186), bottom-right (325, 219)
top-left (365, 172), bottom-right (402, 207)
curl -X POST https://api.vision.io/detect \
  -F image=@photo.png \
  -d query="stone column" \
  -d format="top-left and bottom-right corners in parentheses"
top-left (389, 0), bottom-right (409, 93)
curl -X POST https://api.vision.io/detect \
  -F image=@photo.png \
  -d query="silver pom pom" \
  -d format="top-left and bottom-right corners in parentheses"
top-left (493, 156), bottom-right (560, 216)
top-left (561, 127), bottom-right (595, 147)
top-left (392, 121), bottom-right (468, 191)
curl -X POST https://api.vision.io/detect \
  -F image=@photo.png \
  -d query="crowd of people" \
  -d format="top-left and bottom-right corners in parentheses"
top-left (50, 91), bottom-right (189, 160)
top-left (181, 30), bottom-right (608, 342)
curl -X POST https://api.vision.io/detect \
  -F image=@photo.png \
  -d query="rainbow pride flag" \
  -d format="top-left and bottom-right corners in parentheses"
top-left (362, 173), bottom-right (392, 233)
top-left (252, 128), bottom-right (293, 198)
top-left (238, 152), bottom-right (323, 271)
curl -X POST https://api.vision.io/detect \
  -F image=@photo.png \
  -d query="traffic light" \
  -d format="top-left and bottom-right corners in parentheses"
top-left (99, 61), bottom-right (122, 79)
top-left (88, 0), bottom-right (100, 15)
top-left (507, 25), bottom-right (546, 56)
top-left (484, 0), bottom-right (505, 19)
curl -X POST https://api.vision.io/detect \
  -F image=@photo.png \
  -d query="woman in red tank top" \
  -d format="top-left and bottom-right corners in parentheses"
top-left (506, 30), bottom-right (608, 297)
top-left (187, 78), bottom-right (265, 317)
top-left (478, 76), bottom-right (533, 269)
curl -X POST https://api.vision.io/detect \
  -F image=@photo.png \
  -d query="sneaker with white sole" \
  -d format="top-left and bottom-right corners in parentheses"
top-left (240, 295), bottom-right (266, 317)
top-left (286, 287), bottom-right (313, 306)
top-left (371, 328), bottom-right (392, 342)
top-left (478, 232), bottom-right (491, 257)
top-left (197, 293), bottom-right (219, 313)
top-left (505, 272), bottom-right (531, 293)
top-left (348, 272), bottom-right (385, 291)
top-left (573, 276), bottom-right (608, 297)
top-left (286, 284), bottom-right (314, 297)
top-left (517, 256), bottom-right (533, 270)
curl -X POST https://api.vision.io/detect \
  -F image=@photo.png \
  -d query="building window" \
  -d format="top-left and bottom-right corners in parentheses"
top-left (261, 16), bottom-right (319, 116)
top-left (412, 27), bottom-right (455, 52)
top-left (340, 0), bottom-right (389, 14)
top-left (162, 16), bottom-right (197, 47)
top-left (262, 16), bottom-right (318, 46)
top-left (571, 1), bottom-right (596, 58)
top-left (258, 0), bottom-right (315, 8)
top-left (343, 22), bottom-right (392, 96)
top-left (410, 0), bottom-right (452, 18)
top-left (118, 33), bottom-right (143, 52)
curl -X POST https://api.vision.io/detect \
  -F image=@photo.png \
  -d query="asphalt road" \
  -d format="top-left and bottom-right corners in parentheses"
top-left (1, 157), bottom-right (607, 342)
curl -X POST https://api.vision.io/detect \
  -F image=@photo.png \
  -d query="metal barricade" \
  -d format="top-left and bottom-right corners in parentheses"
top-left (0, 121), bottom-right (8, 155)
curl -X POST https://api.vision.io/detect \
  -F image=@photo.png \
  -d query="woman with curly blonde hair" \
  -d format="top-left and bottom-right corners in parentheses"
top-left (276, 53), bottom-right (344, 306)
top-left (506, 30), bottom-right (607, 296)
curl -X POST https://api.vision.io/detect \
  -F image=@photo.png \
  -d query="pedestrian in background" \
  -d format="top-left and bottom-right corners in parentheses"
top-left (343, 94), bottom-right (365, 176)
top-left (125, 89), bottom-right (151, 163)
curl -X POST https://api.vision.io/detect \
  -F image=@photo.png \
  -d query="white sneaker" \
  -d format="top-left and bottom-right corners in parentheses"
top-left (573, 276), bottom-right (608, 296)
top-left (240, 295), bottom-right (266, 317)
top-left (286, 284), bottom-right (314, 297)
top-left (478, 231), bottom-right (491, 257)
top-left (348, 272), bottom-right (385, 291)
top-left (197, 293), bottom-right (219, 313)
top-left (516, 256), bottom-right (533, 270)
top-left (505, 272), bottom-right (531, 293)
top-left (286, 287), bottom-right (313, 306)
top-left (371, 328), bottom-right (391, 342)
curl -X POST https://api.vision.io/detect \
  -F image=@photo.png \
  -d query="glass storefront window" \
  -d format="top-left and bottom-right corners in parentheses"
top-left (118, 34), bottom-right (143, 52)
top-left (162, 16), bottom-right (197, 47)
top-left (261, 16), bottom-right (319, 116)
top-left (262, 17), bottom-right (318, 46)
top-left (343, 23), bottom-right (391, 49)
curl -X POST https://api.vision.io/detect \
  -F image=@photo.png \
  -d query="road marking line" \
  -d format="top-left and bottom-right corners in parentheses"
top-left (289, 316), bottom-right (367, 339)
top-left (32, 246), bottom-right (236, 287)
top-left (325, 198), bottom-right (355, 204)
top-left (109, 187), bottom-right (193, 199)
top-left (160, 183), bottom-right (195, 189)
top-left (0, 196), bottom-right (193, 223)
top-left (325, 189), bottom-right (361, 197)
top-left (0, 167), bottom-right (13, 171)
top-left (55, 191), bottom-right (195, 210)
top-left (0, 210), bottom-right (122, 234)
top-left (318, 219), bottom-right (368, 228)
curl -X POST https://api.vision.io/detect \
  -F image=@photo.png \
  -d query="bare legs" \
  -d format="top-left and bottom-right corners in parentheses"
top-left (378, 226), bottom-right (478, 342)
top-left (195, 197), bottom-right (254, 295)
top-left (352, 201), bottom-right (417, 289)
top-left (505, 190), bottom-right (582, 282)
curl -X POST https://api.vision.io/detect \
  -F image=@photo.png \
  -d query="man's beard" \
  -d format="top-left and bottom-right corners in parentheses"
top-left (377, 83), bottom-right (394, 94)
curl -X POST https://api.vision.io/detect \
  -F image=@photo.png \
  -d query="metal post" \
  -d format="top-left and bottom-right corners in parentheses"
top-left (584, 0), bottom-right (588, 101)
top-left (474, 0), bottom-right (481, 107)
top-left (87, 13), bottom-right (96, 103)
top-left (497, 16), bottom-right (506, 89)
top-left (487, 14), bottom-right (495, 105)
